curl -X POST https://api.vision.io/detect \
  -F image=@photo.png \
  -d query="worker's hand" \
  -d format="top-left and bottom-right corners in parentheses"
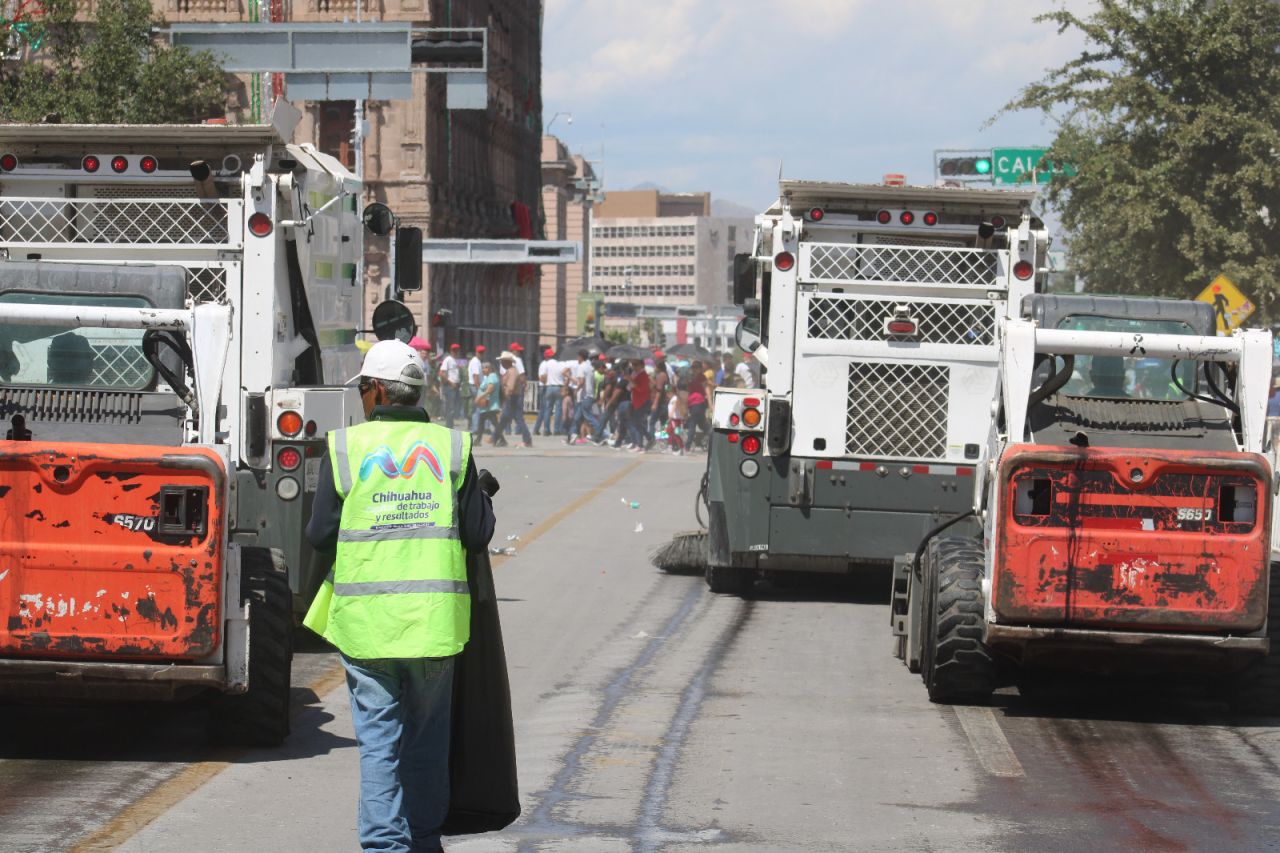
top-left (477, 468), bottom-right (500, 497)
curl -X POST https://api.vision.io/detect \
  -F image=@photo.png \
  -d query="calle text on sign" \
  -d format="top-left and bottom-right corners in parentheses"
top-left (991, 147), bottom-right (1077, 186)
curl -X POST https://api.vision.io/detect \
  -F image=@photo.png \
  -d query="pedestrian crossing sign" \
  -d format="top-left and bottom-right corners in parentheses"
top-left (1196, 275), bottom-right (1254, 334)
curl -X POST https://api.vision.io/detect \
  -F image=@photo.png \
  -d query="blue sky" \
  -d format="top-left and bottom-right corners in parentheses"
top-left (542, 1), bottom-right (1093, 211)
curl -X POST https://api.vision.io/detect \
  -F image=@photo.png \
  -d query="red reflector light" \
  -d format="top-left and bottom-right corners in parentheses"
top-left (139, 155), bottom-right (158, 173)
top-left (922, 211), bottom-right (938, 226)
top-left (887, 319), bottom-right (917, 335)
top-left (277, 410), bottom-right (303, 436)
top-left (913, 465), bottom-right (930, 475)
top-left (991, 215), bottom-right (1007, 229)
top-left (727, 432), bottom-right (740, 444)
top-left (110, 155), bottom-right (128, 173)
top-left (741, 435), bottom-right (762, 455)
top-left (899, 211), bottom-right (915, 225)
top-left (1013, 260), bottom-right (1034, 280)
top-left (859, 462), bottom-right (878, 471)
top-left (807, 207), bottom-right (824, 221)
top-left (82, 155), bottom-right (101, 173)
top-left (277, 447), bottom-right (302, 471)
top-left (816, 460), bottom-right (833, 470)
top-left (304, 419), bottom-right (318, 437)
top-left (773, 251), bottom-right (795, 272)
top-left (955, 466), bottom-right (975, 477)
top-left (744, 397), bottom-right (760, 407)
top-left (729, 413), bottom-right (740, 426)
top-left (0, 153), bottom-right (17, 171)
top-left (248, 212), bottom-right (274, 237)
top-left (876, 210), bottom-right (891, 224)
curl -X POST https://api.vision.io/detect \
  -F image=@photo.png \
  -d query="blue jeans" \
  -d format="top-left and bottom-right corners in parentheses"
top-left (534, 386), bottom-right (561, 434)
top-left (498, 392), bottom-right (532, 444)
top-left (628, 400), bottom-right (652, 447)
top-left (442, 385), bottom-right (460, 429)
top-left (343, 655), bottom-right (455, 853)
top-left (567, 397), bottom-right (599, 437)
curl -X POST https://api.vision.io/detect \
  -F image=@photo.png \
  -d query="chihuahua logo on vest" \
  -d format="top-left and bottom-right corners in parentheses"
top-left (359, 442), bottom-right (445, 483)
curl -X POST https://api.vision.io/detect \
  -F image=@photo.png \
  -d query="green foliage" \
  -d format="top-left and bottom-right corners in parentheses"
top-left (1002, 0), bottom-right (1280, 320)
top-left (0, 0), bottom-right (225, 124)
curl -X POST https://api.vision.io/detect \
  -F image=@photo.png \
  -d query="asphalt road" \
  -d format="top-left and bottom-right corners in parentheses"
top-left (2, 447), bottom-right (1279, 852)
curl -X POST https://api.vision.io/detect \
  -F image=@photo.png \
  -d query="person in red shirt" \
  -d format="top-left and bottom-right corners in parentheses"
top-left (626, 360), bottom-right (651, 452)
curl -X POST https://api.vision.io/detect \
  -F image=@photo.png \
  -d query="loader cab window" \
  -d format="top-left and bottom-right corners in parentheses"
top-left (0, 293), bottom-right (156, 391)
top-left (1056, 314), bottom-right (1197, 401)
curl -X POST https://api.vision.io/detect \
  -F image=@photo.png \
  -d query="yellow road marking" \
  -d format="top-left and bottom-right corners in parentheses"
top-left (490, 457), bottom-right (644, 568)
top-left (72, 457), bottom-right (644, 850)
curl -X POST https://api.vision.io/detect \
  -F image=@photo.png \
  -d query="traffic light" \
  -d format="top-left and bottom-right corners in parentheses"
top-left (938, 155), bottom-right (993, 177)
top-left (431, 308), bottom-right (452, 328)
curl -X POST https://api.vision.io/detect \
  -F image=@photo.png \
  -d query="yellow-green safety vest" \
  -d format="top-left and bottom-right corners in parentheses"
top-left (303, 419), bottom-right (471, 659)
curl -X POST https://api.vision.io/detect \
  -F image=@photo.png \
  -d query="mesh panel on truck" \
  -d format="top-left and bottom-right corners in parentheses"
top-left (846, 362), bottom-right (949, 459)
top-left (808, 296), bottom-right (996, 346)
top-left (807, 243), bottom-right (998, 286)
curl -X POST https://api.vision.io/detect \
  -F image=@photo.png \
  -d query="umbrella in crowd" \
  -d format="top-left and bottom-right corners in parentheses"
top-left (605, 343), bottom-right (653, 361)
top-left (556, 336), bottom-right (609, 361)
top-left (664, 342), bottom-right (714, 362)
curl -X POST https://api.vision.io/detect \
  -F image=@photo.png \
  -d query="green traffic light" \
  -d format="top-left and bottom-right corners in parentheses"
top-left (975, 158), bottom-right (992, 175)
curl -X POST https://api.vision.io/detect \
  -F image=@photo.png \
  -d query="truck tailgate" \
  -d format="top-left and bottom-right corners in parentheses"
top-left (994, 447), bottom-right (1272, 633)
top-left (0, 442), bottom-right (225, 659)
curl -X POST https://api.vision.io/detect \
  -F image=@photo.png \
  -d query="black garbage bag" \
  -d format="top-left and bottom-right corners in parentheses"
top-left (442, 545), bottom-right (520, 835)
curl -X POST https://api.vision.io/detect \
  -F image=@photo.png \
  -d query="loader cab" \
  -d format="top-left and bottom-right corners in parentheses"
top-left (1020, 294), bottom-right (1236, 451)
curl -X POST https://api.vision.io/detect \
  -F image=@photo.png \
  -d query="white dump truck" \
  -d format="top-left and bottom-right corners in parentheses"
top-left (704, 180), bottom-right (1048, 594)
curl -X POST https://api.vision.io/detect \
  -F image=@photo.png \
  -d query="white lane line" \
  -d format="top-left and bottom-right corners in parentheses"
top-left (954, 706), bottom-right (1025, 778)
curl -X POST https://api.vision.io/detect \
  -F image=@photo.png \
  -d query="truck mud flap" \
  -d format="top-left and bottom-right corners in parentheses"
top-left (0, 442), bottom-right (226, 660)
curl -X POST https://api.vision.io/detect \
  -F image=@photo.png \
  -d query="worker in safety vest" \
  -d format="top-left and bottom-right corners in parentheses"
top-left (304, 338), bottom-right (496, 853)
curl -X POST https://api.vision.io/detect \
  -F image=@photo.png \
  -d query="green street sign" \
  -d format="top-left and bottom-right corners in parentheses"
top-left (991, 147), bottom-right (1077, 185)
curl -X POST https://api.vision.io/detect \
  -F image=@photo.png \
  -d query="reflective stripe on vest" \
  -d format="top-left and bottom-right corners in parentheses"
top-left (303, 418), bottom-right (472, 659)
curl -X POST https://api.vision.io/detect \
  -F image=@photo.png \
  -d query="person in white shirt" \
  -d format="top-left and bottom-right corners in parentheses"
top-left (734, 355), bottom-right (755, 388)
top-left (535, 348), bottom-right (563, 436)
top-left (508, 342), bottom-right (527, 375)
top-left (438, 343), bottom-right (462, 427)
top-left (565, 349), bottom-right (600, 444)
top-left (467, 345), bottom-right (485, 432)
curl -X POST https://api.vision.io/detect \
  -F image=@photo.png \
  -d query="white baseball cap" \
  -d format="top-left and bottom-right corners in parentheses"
top-left (351, 339), bottom-right (425, 386)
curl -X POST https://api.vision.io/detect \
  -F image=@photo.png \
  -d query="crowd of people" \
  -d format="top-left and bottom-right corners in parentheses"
top-left (386, 335), bottom-right (761, 453)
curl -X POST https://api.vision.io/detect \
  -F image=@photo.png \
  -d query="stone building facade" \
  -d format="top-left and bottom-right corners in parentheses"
top-left (151, 0), bottom-right (545, 355)
top-left (538, 134), bottom-right (595, 343)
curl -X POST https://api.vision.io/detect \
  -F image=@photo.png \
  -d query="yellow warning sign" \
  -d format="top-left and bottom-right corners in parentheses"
top-left (1196, 275), bottom-right (1255, 334)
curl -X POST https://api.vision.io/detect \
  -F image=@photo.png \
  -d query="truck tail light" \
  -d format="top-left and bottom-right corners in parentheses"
top-left (248, 212), bottom-right (274, 237)
top-left (0, 153), bottom-right (18, 171)
top-left (1013, 260), bottom-right (1034, 280)
top-left (876, 210), bottom-right (892, 224)
top-left (277, 446), bottom-right (302, 471)
top-left (727, 432), bottom-right (740, 444)
top-left (139, 155), bottom-right (158, 173)
top-left (277, 410), bottom-right (303, 436)
top-left (741, 435), bottom-right (762, 455)
top-left (922, 211), bottom-right (938, 226)
top-left (82, 155), bottom-right (101, 173)
top-left (887, 319), bottom-right (917, 335)
top-left (991, 215), bottom-right (1007, 229)
top-left (773, 251), bottom-right (795, 272)
top-left (806, 207), bottom-right (824, 221)
top-left (111, 155), bottom-right (128, 173)
top-left (899, 211), bottom-right (915, 225)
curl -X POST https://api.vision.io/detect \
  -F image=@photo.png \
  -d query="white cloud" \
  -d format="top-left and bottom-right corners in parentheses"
top-left (544, 0), bottom-right (1100, 207)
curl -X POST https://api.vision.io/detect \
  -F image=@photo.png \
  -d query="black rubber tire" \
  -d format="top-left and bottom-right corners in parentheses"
top-left (922, 537), bottom-right (996, 704)
top-left (705, 563), bottom-right (753, 596)
top-left (1228, 561), bottom-right (1280, 716)
top-left (209, 548), bottom-right (293, 746)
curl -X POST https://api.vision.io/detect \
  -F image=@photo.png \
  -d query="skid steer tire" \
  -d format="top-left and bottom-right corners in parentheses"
top-left (706, 563), bottom-right (752, 596)
top-left (209, 548), bottom-right (293, 746)
top-left (922, 537), bottom-right (995, 705)
top-left (1228, 561), bottom-right (1280, 716)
